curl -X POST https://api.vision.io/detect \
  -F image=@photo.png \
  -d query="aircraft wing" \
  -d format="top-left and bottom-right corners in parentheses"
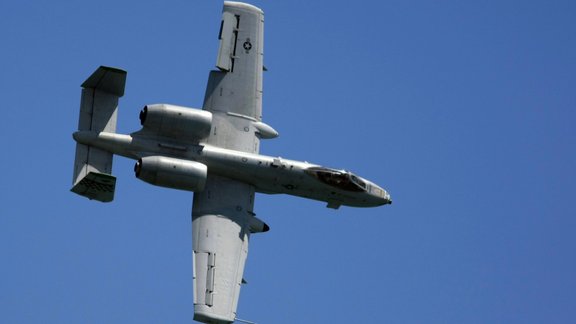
top-left (192, 176), bottom-right (256, 323)
top-left (201, 1), bottom-right (264, 153)
top-left (192, 2), bottom-right (266, 323)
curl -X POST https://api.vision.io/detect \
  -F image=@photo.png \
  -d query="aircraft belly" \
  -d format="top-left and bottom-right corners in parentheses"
top-left (196, 146), bottom-right (347, 203)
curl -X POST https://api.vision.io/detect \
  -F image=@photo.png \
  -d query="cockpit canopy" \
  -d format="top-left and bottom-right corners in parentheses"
top-left (305, 167), bottom-right (367, 192)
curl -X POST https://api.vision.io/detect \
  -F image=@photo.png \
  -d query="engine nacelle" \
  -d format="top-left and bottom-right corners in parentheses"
top-left (139, 104), bottom-right (212, 140)
top-left (135, 156), bottom-right (207, 192)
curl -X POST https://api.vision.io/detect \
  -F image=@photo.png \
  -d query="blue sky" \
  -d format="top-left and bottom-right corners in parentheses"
top-left (1, 1), bottom-right (575, 323)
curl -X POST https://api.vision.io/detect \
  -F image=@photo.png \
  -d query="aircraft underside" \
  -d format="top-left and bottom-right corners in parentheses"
top-left (70, 2), bottom-right (390, 323)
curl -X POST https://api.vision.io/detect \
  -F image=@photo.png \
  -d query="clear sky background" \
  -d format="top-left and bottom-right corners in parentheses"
top-left (1, 1), bottom-right (575, 323)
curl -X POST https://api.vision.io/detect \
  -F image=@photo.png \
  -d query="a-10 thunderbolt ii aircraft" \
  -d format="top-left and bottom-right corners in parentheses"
top-left (71, 2), bottom-right (391, 323)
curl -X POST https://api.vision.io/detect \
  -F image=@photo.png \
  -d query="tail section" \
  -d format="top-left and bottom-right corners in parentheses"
top-left (71, 66), bottom-right (127, 202)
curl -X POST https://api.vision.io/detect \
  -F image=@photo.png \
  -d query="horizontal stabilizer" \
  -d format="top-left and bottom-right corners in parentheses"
top-left (72, 66), bottom-right (126, 202)
top-left (71, 172), bottom-right (116, 202)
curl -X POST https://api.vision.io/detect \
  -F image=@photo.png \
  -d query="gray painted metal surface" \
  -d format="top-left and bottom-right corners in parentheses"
top-left (193, 3), bottom-right (264, 322)
top-left (70, 2), bottom-right (390, 323)
top-left (72, 67), bottom-right (126, 202)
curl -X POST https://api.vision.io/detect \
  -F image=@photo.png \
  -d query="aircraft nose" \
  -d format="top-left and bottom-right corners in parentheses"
top-left (370, 185), bottom-right (392, 206)
top-left (384, 196), bottom-right (392, 205)
top-left (380, 193), bottom-right (392, 205)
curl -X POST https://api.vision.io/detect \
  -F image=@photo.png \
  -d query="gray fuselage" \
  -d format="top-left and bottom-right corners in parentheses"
top-left (73, 130), bottom-right (391, 208)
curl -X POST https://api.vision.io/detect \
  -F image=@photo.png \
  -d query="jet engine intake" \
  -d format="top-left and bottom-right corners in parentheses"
top-left (135, 156), bottom-right (207, 192)
top-left (139, 104), bottom-right (212, 141)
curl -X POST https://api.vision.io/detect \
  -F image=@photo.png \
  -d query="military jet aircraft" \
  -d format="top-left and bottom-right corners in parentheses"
top-left (71, 2), bottom-right (391, 323)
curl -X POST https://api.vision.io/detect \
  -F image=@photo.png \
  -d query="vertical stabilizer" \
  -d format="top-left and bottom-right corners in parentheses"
top-left (71, 66), bottom-right (126, 202)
